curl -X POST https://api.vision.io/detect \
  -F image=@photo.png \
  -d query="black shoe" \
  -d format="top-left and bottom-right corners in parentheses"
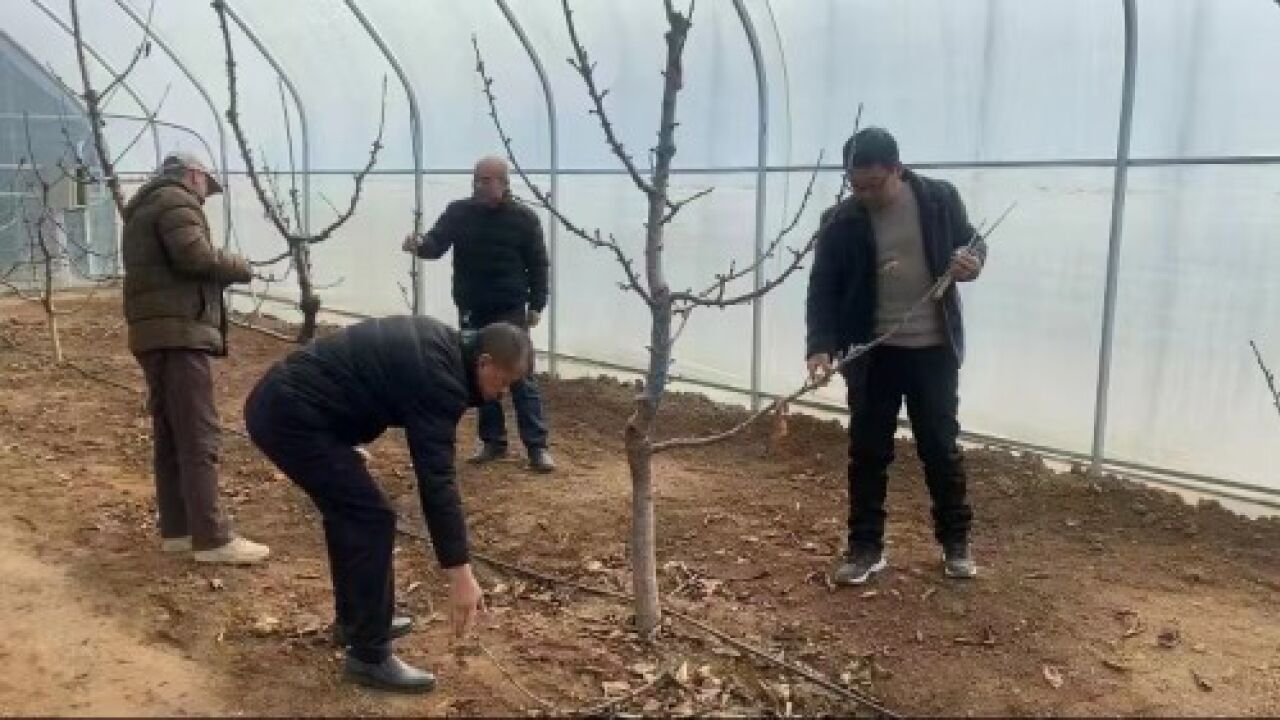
top-left (943, 543), bottom-right (978, 579)
top-left (467, 443), bottom-right (508, 465)
top-left (343, 654), bottom-right (436, 694)
top-left (331, 615), bottom-right (414, 647)
top-left (528, 448), bottom-right (556, 473)
top-left (832, 548), bottom-right (887, 586)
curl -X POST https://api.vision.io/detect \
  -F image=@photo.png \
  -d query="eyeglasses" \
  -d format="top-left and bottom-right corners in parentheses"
top-left (849, 173), bottom-right (891, 196)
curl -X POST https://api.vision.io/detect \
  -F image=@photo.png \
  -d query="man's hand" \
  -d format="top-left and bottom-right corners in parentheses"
top-left (446, 564), bottom-right (485, 640)
top-left (224, 254), bottom-right (253, 284)
top-left (402, 234), bottom-right (423, 254)
top-left (948, 248), bottom-right (982, 282)
top-left (806, 353), bottom-right (833, 386)
top-left (526, 309), bottom-right (541, 328)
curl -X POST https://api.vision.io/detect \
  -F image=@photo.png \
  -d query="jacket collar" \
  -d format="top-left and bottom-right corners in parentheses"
top-left (459, 330), bottom-right (485, 407)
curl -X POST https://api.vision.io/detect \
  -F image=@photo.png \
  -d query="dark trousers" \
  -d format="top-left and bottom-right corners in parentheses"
top-left (244, 371), bottom-right (395, 663)
top-left (136, 349), bottom-right (230, 550)
top-left (461, 307), bottom-right (549, 451)
top-left (845, 345), bottom-right (972, 553)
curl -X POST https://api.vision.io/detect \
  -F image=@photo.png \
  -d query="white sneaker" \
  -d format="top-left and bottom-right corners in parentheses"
top-left (161, 536), bottom-right (193, 553)
top-left (193, 536), bottom-right (270, 565)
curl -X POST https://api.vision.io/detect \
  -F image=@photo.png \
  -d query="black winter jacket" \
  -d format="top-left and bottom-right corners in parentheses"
top-left (805, 170), bottom-right (983, 365)
top-left (417, 197), bottom-right (550, 315)
top-left (273, 315), bottom-right (481, 568)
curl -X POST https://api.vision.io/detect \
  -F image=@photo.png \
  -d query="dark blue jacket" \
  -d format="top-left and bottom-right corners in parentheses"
top-left (805, 170), bottom-right (983, 365)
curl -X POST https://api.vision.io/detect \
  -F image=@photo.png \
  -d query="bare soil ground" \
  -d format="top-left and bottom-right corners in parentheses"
top-left (1, 294), bottom-right (1278, 717)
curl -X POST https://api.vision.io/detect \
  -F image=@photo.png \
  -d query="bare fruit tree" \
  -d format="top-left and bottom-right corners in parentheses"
top-left (2, 115), bottom-right (114, 362)
top-left (211, 0), bottom-right (386, 343)
top-left (476, 0), bottom-right (1015, 637)
top-left (474, 0), bottom-right (831, 637)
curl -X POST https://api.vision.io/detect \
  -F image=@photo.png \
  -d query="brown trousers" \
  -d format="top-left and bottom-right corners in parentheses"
top-left (136, 349), bottom-right (230, 550)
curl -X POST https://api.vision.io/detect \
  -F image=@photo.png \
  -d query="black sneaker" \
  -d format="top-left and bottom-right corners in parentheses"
top-left (467, 442), bottom-right (508, 465)
top-left (832, 549), bottom-right (887, 585)
top-left (943, 544), bottom-right (978, 579)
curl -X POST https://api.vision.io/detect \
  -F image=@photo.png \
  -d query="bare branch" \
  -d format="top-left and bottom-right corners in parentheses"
top-left (1250, 340), bottom-right (1280, 424)
top-left (308, 76), bottom-right (387, 244)
top-left (98, 0), bottom-right (155, 103)
top-left (278, 76), bottom-right (303, 232)
top-left (212, 0), bottom-right (294, 240)
top-left (659, 185), bottom-right (714, 225)
top-left (249, 249), bottom-right (293, 268)
top-left (472, 36), bottom-right (652, 306)
top-left (477, 643), bottom-right (557, 713)
top-left (560, 0), bottom-right (656, 199)
top-left (930, 200), bottom-right (1016, 300)
top-left (652, 205), bottom-right (1016, 454)
top-left (672, 153), bottom-right (824, 309)
top-left (68, 0), bottom-right (128, 215)
top-left (111, 84), bottom-right (171, 167)
top-left (396, 281), bottom-right (414, 313)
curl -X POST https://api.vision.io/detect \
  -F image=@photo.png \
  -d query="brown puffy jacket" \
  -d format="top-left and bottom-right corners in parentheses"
top-left (122, 176), bottom-right (252, 355)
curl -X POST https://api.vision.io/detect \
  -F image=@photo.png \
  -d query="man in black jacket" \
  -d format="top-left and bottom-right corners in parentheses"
top-left (805, 128), bottom-right (986, 586)
top-left (244, 316), bottom-right (531, 692)
top-left (403, 156), bottom-right (554, 473)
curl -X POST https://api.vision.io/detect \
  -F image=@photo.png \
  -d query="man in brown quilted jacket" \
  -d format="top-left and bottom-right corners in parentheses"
top-left (122, 152), bottom-right (268, 564)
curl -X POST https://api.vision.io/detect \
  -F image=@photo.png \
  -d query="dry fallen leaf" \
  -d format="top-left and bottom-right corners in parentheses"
top-left (1192, 669), bottom-right (1213, 692)
top-left (1101, 657), bottom-right (1132, 673)
top-left (601, 680), bottom-right (630, 696)
top-left (674, 660), bottom-right (690, 686)
top-left (1043, 665), bottom-right (1065, 689)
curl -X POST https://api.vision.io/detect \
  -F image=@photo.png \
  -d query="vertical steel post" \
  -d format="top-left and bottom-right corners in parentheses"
top-left (495, 0), bottom-right (561, 373)
top-left (732, 0), bottom-right (770, 410)
top-left (1090, 0), bottom-right (1139, 473)
top-left (343, 0), bottom-right (426, 314)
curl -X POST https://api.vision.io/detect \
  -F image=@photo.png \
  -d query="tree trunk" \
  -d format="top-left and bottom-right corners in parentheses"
top-left (625, 420), bottom-right (660, 637)
top-left (43, 252), bottom-right (62, 363)
top-left (292, 240), bottom-right (320, 343)
top-left (624, 2), bottom-right (688, 639)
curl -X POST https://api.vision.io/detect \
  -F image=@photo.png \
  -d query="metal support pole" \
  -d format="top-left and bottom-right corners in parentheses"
top-left (496, 0), bottom-right (560, 374)
top-left (24, 1), bottom-right (161, 166)
top-left (103, 115), bottom-right (219, 175)
top-left (221, 2), bottom-right (311, 235)
top-left (107, 0), bottom-right (233, 248)
top-left (1090, 0), bottom-right (1139, 473)
top-left (732, 0), bottom-right (769, 411)
top-left (343, 0), bottom-right (425, 314)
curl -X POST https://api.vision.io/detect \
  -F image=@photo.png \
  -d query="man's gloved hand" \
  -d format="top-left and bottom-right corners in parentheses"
top-left (526, 309), bottom-right (542, 328)
top-left (402, 234), bottom-right (423, 254)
